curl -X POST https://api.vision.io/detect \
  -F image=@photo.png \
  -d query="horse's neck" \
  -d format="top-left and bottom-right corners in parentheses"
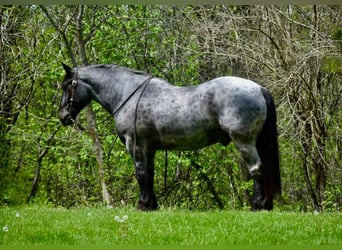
top-left (82, 68), bottom-right (142, 116)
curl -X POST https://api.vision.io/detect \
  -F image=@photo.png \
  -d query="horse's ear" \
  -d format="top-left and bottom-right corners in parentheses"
top-left (61, 62), bottom-right (72, 74)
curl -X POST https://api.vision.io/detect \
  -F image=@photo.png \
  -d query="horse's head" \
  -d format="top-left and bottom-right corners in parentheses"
top-left (58, 63), bottom-right (91, 126)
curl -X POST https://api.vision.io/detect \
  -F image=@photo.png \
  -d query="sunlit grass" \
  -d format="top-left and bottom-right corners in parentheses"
top-left (0, 206), bottom-right (341, 246)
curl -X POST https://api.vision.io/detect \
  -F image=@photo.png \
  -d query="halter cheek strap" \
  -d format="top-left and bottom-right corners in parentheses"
top-left (69, 79), bottom-right (78, 102)
top-left (68, 69), bottom-right (78, 112)
top-left (65, 69), bottom-right (87, 131)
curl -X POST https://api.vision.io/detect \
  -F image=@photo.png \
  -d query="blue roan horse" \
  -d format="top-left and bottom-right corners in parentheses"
top-left (58, 63), bottom-right (281, 211)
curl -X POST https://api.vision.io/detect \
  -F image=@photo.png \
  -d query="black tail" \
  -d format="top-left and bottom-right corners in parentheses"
top-left (257, 88), bottom-right (281, 204)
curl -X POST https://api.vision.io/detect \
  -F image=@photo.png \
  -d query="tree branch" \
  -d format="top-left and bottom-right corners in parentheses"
top-left (40, 5), bottom-right (77, 66)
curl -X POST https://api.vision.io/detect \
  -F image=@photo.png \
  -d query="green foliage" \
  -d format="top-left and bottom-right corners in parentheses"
top-left (0, 5), bottom-right (341, 212)
top-left (323, 56), bottom-right (342, 74)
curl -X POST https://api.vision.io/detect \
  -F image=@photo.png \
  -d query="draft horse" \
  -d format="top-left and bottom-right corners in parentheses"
top-left (58, 63), bottom-right (281, 211)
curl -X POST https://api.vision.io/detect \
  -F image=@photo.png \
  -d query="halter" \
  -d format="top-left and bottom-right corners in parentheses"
top-left (65, 70), bottom-right (153, 133)
top-left (69, 80), bottom-right (78, 103)
top-left (67, 69), bottom-right (78, 113)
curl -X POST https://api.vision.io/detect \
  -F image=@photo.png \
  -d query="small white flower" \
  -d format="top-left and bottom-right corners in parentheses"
top-left (123, 215), bottom-right (128, 221)
top-left (114, 215), bottom-right (120, 222)
top-left (15, 212), bottom-right (20, 218)
top-left (3, 226), bottom-right (8, 232)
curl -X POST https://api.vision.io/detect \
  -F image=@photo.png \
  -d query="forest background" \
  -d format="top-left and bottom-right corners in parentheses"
top-left (0, 5), bottom-right (341, 212)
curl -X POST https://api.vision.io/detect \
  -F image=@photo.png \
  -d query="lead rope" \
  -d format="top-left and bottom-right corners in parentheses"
top-left (131, 77), bottom-right (169, 195)
top-left (164, 150), bottom-right (168, 192)
top-left (113, 76), bottom-right (153, 117)
top-left (132, 76), bottom-right (153, 165)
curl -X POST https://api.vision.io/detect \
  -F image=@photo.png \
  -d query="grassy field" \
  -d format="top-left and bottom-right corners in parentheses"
top-left (0, 206), bottom-right (341, 246)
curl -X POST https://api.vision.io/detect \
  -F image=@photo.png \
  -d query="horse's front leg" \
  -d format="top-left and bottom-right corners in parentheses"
top-left (131, 144), bottom-right (157, 211)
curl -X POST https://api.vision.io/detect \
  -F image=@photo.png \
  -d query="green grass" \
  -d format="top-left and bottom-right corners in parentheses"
top-left (0, 206), bottom-right (341, 246)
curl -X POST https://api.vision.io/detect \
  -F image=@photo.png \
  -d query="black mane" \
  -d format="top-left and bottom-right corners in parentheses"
top-left (89, 64), bottom-right (149, 76)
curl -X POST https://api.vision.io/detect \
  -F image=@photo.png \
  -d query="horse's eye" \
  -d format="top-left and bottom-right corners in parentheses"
top-left (61, 81), bottom-right (70, 90)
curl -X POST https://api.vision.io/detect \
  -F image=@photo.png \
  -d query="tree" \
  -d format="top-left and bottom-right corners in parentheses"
top-left (188, 5), bottom-right (341, 211)
top-left (0, 6), bottom-right (43, 204)
top-left (1, 5), bottom-right (340, 211)
top-left (40, 5), bottom-right (112, 206)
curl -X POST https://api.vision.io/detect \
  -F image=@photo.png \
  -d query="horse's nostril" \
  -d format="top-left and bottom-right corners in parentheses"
top-left (62, 115), bottom-right (74, 126)
top-left (59, 109), bottom-right (74, 126)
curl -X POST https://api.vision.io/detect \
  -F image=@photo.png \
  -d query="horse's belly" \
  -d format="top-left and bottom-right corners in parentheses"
top-left (156, 126), bottom-right (229, 150)
top-left (150, 93), bottom-right (229, 150)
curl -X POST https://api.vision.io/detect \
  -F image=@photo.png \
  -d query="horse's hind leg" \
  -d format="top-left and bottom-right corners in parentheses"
top-left (234, 141), bottom-right (270, 211)
top-left (236, 143), bottom-right (262, 177)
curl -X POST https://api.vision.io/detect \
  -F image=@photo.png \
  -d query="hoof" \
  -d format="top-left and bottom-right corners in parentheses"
top-left (138, 200), bottom-right (158, 211)
top-left (251, 198), bottom-right (273, 211)
top-left (251, 199), bottom-right (263, 211)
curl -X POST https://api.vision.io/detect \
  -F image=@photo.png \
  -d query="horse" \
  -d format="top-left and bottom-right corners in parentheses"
top-left (58, 63), bottom-right (281, 211)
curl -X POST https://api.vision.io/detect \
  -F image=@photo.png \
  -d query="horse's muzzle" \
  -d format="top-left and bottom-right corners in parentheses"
top-left (59, 109), bottom-right (74, 126)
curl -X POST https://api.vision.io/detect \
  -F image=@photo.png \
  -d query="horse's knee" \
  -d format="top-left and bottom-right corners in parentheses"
top-left (135, 167), bottom-right (146, 184)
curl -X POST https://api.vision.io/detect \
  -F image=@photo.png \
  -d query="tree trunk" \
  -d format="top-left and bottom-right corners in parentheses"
top-left (85, 105), bottom-right (111, 206)
top-left (75, 6), bottom-right (111, 207)
top-left (27, 125), bottom-right (61, 203)
top-left (41, 5), bottom-right (112, 206)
